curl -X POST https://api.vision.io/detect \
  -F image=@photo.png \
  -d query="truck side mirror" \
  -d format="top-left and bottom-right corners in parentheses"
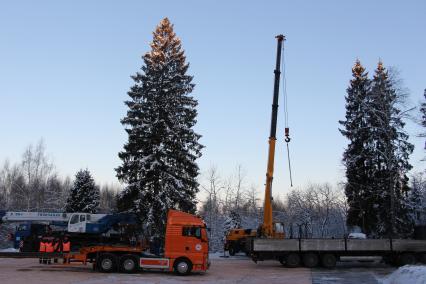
top-left (201, 229), bottom-right (208, 242)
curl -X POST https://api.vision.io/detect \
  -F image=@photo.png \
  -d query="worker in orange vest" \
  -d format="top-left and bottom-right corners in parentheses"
top-left (45, 238), bottom-right (54, 265)
top-left (62, 236), bottom-right (71, 253)
top-left (53, 237), bottom-right (60, 263)
top-left (39, 238), bottom-right (46, 264)
top-left (61, 236), bottom-right (71, 264)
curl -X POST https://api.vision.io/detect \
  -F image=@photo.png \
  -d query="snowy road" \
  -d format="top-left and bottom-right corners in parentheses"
top-left (0, 255), bottom-right (406, 284)
top-left (312, 261), bottom-right (394, 284)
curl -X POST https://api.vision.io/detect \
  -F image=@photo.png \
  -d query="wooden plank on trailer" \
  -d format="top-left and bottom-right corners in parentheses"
top-left (252, 239), bottom-right (299, 251)
top-left (346, 239), bottom-right (390, 251)
top-left (392, 239), bottom-right (426, 252)
top-left (301, 239), bottom-right (345, 251)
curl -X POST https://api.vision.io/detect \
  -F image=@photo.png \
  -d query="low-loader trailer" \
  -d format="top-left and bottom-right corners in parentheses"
top-left (0, 210), bottom-right (209, 275)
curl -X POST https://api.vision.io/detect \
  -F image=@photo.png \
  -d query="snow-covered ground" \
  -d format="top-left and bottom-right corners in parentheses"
top-left (0, 257), bottom-right (311, 284)
top-left (0, 255), bottom-right (423, 284)
top-left (0, 248), bottom-right (18, 252)
top-left (379, 265), bottom-right (426, 284)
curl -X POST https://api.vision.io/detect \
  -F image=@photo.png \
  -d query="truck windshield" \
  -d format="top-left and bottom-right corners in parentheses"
top-left (182, 227), bottom-right (201, 239)
top-left (70, 214), bottom-right (79, 224)
top-left (17, 225), bottom-right (27, 231)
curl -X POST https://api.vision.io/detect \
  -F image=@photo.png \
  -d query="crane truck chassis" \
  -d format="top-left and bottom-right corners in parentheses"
top-left (0, 211), bottom-right (140, 252)
top-left (0, 210), bottom-right (209, 275)
top-left (226, 34), bottom-right (426, 269)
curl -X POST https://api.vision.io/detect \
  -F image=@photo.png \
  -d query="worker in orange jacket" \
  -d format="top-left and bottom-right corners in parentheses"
top-left (39, 238), bottom-right (46, 264)
top-left (45, 239), bottom-right (54, 265)
top-left (52, 237), bottom-right (61, 263)
top-left (62, 236), bottom-right (71, 253)
top-left (62, 236), bottom-right (71, 264)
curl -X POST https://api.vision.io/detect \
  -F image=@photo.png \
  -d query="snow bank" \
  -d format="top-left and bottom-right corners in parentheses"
top-left (0, 248), bottom-right (18, 252)
top-left (380, 265), bottom-right (426, 284)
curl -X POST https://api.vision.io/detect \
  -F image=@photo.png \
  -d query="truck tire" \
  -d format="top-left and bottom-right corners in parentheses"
top-left (119, 254), bottom-right (139, 273)
top-left (229, 245), bottom-right (236, 256)
top-left (419, 253), bottom-right (426, 264)
top-left (174, 258), bottom-right (192, 276)
top-left (97, 253), bottom-right (117, 273)
top-left (303, 253), bottom-right (319, 268)
top-left (285, 253), bottom-right (301, 268)
top-left (321, 254), bottom-right (337, 268)
top-left (398, 253), bottom-right (416, 266)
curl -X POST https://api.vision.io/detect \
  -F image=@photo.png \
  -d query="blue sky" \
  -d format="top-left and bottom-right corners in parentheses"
top-left (0, 1), bottom-right (425, 197)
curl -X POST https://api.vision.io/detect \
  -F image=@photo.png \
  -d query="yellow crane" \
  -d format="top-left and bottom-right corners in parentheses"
top-left (260, 34), bottom-right (286, 238)
top-left (224, 35), bottom-right (287, 255)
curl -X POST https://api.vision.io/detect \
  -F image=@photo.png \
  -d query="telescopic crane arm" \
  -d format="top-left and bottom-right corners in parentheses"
top-left (261, 35), bottom-right (285, 238)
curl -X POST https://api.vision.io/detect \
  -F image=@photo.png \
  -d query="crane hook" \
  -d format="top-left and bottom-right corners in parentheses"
top-left (284, 127), bottom-right (291, 143)
top-left (284, 127), bottom-right (293, 186)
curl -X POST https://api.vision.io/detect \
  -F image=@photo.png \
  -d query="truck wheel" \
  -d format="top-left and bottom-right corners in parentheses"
top-left (229, 246), bottom-right (236, 256)
top-left (303, 253), bottom-right (319, 268)
top-left (321, 254), bottom-right (336, 268)
top-left (398, 253), bottom-right (416, 266)
top-left (119, 254), bottom-right (138, 273)
top-left (174, 258), bottom-right (192, 276)
top-left (97, 253), bottom-right (117, 273)
top-left (419, 253), bottom-right (426, 264)
top-left (285, 253), bottom-right (301, 268)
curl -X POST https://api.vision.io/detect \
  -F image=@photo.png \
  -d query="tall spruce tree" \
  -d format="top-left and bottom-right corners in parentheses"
top-left (420, 89), bottom-right (426, 151)
top-left (339, 60), bottom-right (374, 233)
top-left (116, 18), bottom-right (203, 238)
top-left (369, 61), bottom-right (414, 237)
top-left (65, 169), bottom-right (100, 213)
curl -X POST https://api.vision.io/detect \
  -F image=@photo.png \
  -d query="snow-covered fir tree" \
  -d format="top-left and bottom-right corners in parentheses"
top-left (369, 61), bottom-right (414, 237)
top-left (420, 89), bottom-right (426, 152)
top-left (409, 173), bottom-right (425, 225)
top-left (116, 18), bottom-right (203, 238)
top-left (223, 210), bottom-right (242, 234)
top-left (339, 60), bottom-right (375, 234)
top-left (65, 169), bottom-right (100, 213)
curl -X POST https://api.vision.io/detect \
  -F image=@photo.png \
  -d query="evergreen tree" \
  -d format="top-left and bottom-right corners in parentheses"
top-left (65, 169), bottom-right (100, 213)
top-left (369, 61), bottom-right (414, 237)
top-left (420, 89), bottom-right (426, 152)
top-left (223, 210), bottom-right (242, 234)
top-left (339, 60), bottom-right (374, 233)
top-left (116, 18), bottom-right (203, 238)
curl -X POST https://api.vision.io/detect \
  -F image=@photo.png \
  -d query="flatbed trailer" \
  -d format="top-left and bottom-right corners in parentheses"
top-left (248, 238), bottom-right (426, 268)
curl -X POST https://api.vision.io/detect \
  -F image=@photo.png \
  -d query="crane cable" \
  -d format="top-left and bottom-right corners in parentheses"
top-left (281, 41), bottom-right (293, 187)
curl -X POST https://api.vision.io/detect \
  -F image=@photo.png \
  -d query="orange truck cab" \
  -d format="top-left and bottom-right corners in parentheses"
top-left (67, 209), bottom-right (209, 276)
top-left (138, 210), bottom-right (209, 275)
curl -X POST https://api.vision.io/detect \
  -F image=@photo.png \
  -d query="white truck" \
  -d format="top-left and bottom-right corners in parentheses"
top-left (0, 211), bottom-right (137, 251)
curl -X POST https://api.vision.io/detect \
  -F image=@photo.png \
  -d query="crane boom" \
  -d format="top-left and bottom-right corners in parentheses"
top-left (261, 34), bottom-right (285, 237)
top-left (1, 211), bottom-right (72, 223)
top-left (0, 211), bottom-right (106, 223)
